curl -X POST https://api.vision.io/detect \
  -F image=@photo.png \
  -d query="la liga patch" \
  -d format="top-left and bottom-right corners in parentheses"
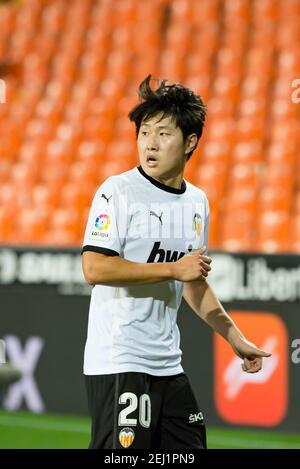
top-left (90, 212), bottom-right (112, 241)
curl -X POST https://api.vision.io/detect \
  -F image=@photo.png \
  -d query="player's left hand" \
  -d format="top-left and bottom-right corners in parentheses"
top-left (230, 337), bottom-right (272, 374)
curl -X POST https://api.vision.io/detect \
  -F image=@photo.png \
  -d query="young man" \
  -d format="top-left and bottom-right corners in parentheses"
top-left (81, 75), bottom-right (271, 449)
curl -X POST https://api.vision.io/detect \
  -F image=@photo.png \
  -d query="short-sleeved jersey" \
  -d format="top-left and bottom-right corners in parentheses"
top-left (82, 166), bottom-right (210, 376)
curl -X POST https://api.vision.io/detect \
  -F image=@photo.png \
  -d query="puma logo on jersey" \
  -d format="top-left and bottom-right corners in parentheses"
top-left (101, 193), bottom-right (112, 204)
top-left (150, 211), bottom-right (163, 225)
top-left (147, 241), bottom-right (186, 263)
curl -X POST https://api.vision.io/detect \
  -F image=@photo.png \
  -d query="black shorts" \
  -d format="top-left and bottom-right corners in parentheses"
top-left (85, 372), bottom-right (206, 449)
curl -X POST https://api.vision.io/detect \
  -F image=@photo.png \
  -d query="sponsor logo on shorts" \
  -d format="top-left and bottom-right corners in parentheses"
top-left (189, 412), bottom-right (204, 423)
top-left (119, 427), bottom-right (135, 448)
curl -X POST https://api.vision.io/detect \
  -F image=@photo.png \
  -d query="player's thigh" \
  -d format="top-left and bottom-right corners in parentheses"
top-left (114, 372), bottom-right (150, 449)
top-left (85, 374), bottom-right (116, 449)
top-left (160, 373), bottom-right (207, 449)
top-left (86, 372), bottom-right (161, 449)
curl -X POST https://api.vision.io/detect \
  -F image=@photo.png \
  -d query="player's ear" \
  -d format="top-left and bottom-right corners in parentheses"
top-left (185, 133), bottom-right (197, 154)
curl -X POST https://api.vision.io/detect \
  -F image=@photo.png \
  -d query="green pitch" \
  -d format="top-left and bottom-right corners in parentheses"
top-left (0, 410), bottom-right (300, 449)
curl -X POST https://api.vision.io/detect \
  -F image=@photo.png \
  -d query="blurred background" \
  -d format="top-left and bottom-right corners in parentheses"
top-left (0, 0), bottom-right (300, 449)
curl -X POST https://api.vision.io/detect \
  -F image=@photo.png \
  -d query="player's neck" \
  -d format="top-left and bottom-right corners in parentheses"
top-left (154, 173), bottom-right (183, 190)
top-left (139, 166), bottom-right (185, 190)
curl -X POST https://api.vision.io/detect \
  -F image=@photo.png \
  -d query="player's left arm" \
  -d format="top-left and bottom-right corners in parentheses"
top-left (183, 280), bottom-right (272, 373)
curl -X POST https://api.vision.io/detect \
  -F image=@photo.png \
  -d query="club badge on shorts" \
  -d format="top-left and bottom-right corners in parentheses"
top-left (119, 427), bottom-right (135, 448)
top-left (90, 212), bottom-right (112, 241)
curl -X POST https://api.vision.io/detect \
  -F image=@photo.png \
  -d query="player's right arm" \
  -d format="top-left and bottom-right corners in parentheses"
top-left (82, 248), bottom-right (211, 287)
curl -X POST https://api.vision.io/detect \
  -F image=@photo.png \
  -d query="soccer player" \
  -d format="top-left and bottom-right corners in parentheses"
top-left (81, 75), bottom-right (271, 449)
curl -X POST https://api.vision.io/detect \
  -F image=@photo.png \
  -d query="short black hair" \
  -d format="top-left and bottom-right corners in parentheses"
top-left (128, 74), bottom-right (207, 160)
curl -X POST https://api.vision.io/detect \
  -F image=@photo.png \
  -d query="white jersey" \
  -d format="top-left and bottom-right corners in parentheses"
top-left (82, 166), bottom-right (209, 376)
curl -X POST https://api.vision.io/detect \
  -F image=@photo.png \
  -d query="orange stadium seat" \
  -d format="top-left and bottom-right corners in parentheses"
top-left (0, 206), bottom-right (11, 243)
top-left (205, 116), bottom-right (235, 144)
top-left (60, 183), bottom-right (95, 214)
top-left (9, 208), bottom-right (47, 245)
top-left (194, 162), bottom-right (227, 204)
top-left (49, 208), bottom-right (81, 240)
top-left (267, 142), bottom-right (297, 166)
top-left (77, 140), bottom-right (104, 165)
top-left (263, 162), bottom-right (295, 191)
top-left (219, 211), bottom-right (254, 252)
top-left (206, 97), bottom-right (235, 119)
top-left (82, 115), bottom-right (113, 143)
top-left (231, 141), bottom-right (263, 164)
top-left (235, 118), bottom-right (264, 143)
top-left (159, 49), bottom-right (185, 82)
top-left (293, 192), bottom-right (300, 214)
top-left (240, 75), bottom-right (269, 100)
top-left (68, 161), bottom-right (99, 186)
top-left (238, 97), bottom-right (267, 120)
top-left (259, 186), bottom-right (292, 212)
top-left (225, 186), bottom-right (257, 214)
top-left (0, 183), bottom-right (19, 214)
top-left (270, 119), bottom-right (299, 144)
top-left (255, 210), bottom-right (289, 253)
top-left (42, 228), bottom-right (79, 247)
top-left (0, 159), bottom-right (11, 185)
top-left (10, 162), bottom-right (38, 188)
top-left (202, 142), bottom-right (231, 166)
top-left (206, 205), bottom-right (219, 248)
top-left (289, 214), bottom-right (300, 253)
top-left (229, 163), bottom-right (259, 190)
top-left (185, 54), bottom-right (212, 78)
top-left (31, 184), bottom-right (59, 211)
top-left (40, 163), bottom-right (69, 194)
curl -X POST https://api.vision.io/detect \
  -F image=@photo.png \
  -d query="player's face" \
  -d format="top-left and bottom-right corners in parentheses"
top-left (137, 114), bottom-right (196, 179)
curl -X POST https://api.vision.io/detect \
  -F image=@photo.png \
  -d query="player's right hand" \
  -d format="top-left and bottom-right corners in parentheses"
top-left (171, 247), bottom-right (212, 282)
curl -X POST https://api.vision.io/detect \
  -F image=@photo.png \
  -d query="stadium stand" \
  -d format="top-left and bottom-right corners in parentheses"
top-left (0, 0), bottom-right (299, 252)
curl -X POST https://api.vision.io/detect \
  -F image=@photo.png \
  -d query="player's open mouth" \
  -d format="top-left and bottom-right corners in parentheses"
top-left (146, 156), bottom-right (158, 167)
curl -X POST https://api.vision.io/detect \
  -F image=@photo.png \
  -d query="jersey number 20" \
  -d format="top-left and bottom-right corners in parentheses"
top-left (118, 392), bottom-right (151, 428)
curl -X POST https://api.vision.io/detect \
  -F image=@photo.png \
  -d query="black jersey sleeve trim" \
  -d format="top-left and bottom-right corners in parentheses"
top-left (81, 245), bottom-right (120, 256)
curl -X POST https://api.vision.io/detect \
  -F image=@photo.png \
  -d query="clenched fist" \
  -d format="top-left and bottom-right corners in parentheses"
top-left (171, 247), bottom-right (212, 282)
